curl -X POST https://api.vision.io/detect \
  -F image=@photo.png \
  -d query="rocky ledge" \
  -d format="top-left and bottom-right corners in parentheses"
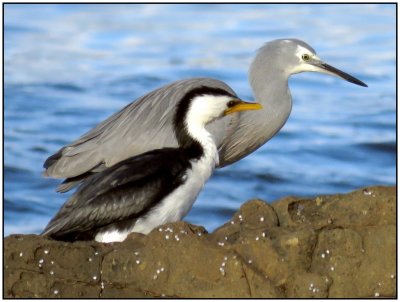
top-left (4, 185), bottom-right (396, 298)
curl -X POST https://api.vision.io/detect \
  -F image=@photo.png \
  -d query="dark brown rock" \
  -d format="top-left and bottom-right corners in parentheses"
top-left (4, 186), bottom-right (396, 298)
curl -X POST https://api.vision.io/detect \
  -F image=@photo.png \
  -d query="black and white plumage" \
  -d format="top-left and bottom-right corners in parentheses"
top-left (41, 86), bottom-right (262, 242)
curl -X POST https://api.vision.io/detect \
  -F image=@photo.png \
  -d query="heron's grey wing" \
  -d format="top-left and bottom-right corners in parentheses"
top-left (42, 148), bottom-right (189, 238)
top-left (44, 77), bottom-right (236, 179)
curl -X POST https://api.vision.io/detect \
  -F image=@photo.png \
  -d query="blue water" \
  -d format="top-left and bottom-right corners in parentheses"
top-left (4, 4), bottom-right (396, 236)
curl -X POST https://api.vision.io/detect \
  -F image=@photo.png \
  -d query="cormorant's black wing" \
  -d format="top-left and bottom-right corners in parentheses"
top-left (42, 148), bottom-right (190, 239)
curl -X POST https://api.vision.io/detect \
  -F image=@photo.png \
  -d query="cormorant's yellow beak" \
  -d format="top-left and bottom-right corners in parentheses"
top-left (224, 100), bottom-right (263, 116)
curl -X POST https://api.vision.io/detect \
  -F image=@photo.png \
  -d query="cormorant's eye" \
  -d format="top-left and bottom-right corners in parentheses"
top-left (302, 54), bottom-right (311, 61)
top-left (227, 100), bottom-right (237, 108)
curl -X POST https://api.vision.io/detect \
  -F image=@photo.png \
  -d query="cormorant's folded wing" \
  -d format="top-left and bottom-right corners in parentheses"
top-left (42, 148), bottom-right (189, 238)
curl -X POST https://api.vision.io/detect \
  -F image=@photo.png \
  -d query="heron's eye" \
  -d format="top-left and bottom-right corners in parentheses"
top-left (302, 54), bottom-right (311, 61)
top-left (227, 100), bottom-right (237, 108)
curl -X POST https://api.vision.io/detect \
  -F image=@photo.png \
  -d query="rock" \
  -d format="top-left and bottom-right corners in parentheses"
top-left (4, 185), bottom-right (396, 298)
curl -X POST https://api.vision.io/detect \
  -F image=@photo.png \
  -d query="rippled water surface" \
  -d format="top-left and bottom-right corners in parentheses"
top-left (4, 4), bottom-right (396, 235)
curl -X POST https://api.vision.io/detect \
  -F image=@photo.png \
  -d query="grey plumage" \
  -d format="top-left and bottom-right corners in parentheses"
top-left (44, 78), bottom-right (236, 179)
top-left (44, 39), bottom-right (367, 191)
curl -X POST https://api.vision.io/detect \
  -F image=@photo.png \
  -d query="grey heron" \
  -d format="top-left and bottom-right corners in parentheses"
top-left (42, 87), bottom-right (262, 242)
top-left (43, 38), bottom-right (367, 192)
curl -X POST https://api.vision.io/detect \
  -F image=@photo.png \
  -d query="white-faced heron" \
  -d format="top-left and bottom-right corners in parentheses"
top-left (43, 38), bottom-right (367, 192)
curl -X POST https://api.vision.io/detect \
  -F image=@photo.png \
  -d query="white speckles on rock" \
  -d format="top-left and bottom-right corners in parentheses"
top-left (165, 235), bottom-right (170, 240)
top-left (136, 260), bottom-right (141, 265)
top-left (321, 253), bottom-right (326, 259)
top-left (363, 189), bottom-right (373, 196)
top-left (165, 227), bottom-right (173, 233)
top-left (330, 266), bottom-right (335, 271)
top-left (260, 216), bottom-right (264, 222)
top-left (44, 250), bottom-right (49, 254)
top-left (374, 292), bottom-right (380, 297)
top-left (308, 282), bottom-right (320, 293)
top-left (19, 252), bottom-right (23, 257)
top-left (155, 266), bottom-right (166, 277)
top-left (53, 289), bottom-right (59, 295)
top-left (92, 275), bottom-right (98, 280)
top-left (50, 271), bottom-right (54, 275)
top-left (390, 274), bottom-right (395, 279)
top-left (39, 259), bottom-right (44, 264)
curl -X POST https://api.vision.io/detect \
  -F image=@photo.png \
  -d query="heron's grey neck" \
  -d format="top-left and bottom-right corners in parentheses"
top-left (248, 61), bottom-right (292, 140)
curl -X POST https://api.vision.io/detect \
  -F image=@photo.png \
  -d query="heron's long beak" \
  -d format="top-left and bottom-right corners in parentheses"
top-left (309, 59), bottom-right (368, 87)
top-left (224, 101), bottom-right (263, 116)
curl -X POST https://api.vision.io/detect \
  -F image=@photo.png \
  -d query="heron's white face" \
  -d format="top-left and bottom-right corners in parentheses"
top-left (289, 45), bottom-right (324, 74)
